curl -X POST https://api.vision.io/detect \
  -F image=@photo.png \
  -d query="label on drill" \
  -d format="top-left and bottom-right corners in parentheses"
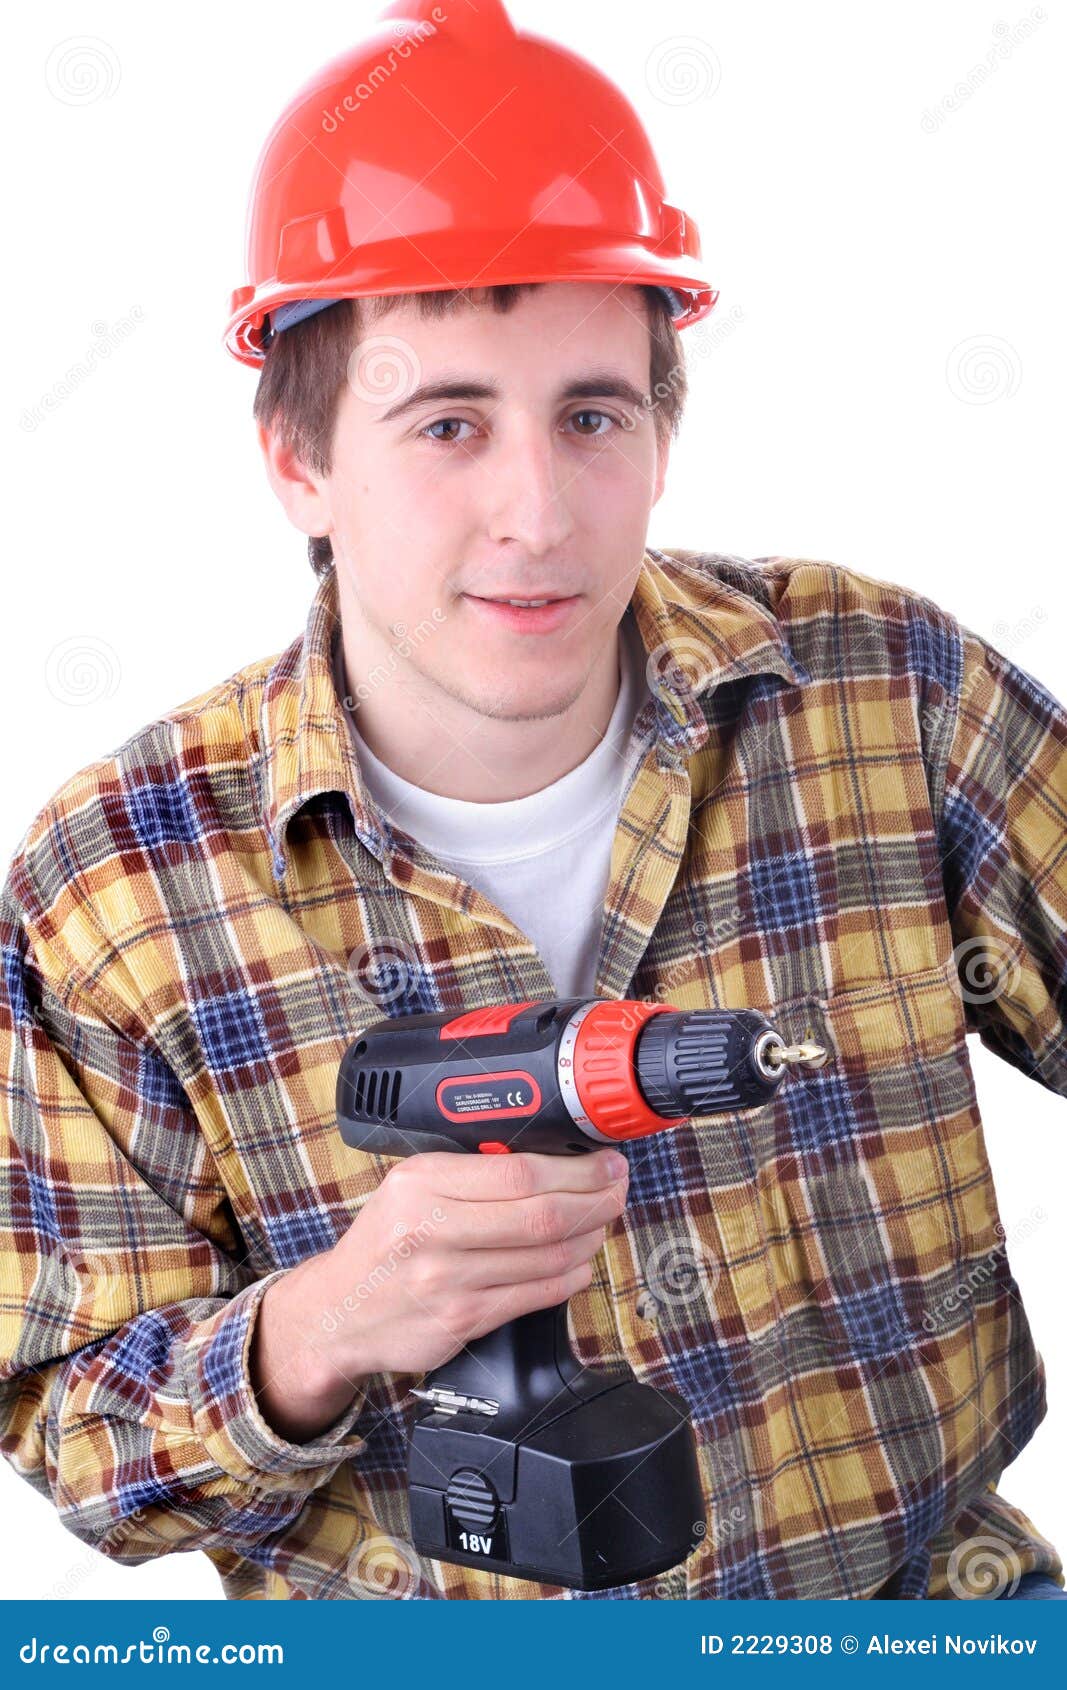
top-left (435, 1071), bottom-right (542, 1121)
top-left (446, 1508), bottom-right (510, 1564)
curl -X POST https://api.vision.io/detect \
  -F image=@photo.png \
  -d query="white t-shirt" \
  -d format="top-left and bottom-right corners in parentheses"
top-left (335, 610), bottom-right (650, 998)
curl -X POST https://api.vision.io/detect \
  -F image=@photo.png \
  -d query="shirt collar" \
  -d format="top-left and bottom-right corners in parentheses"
top-left (259, 550), bottom-right (808, 875)
top-left (634, 545), bottom-right (809, 751)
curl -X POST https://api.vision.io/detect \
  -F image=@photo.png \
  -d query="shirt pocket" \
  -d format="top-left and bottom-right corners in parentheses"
top-left (742, 963), bottom-right (998, 1363)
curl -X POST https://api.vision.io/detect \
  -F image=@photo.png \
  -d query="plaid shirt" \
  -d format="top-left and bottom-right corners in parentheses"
top-left (1, 548), bottom-right (1064, 1601)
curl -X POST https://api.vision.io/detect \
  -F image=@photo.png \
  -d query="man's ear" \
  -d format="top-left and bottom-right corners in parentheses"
top-left (256, 421), bottom-right (332, 542)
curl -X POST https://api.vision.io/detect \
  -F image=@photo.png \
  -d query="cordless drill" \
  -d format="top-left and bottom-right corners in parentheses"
top-left (336, 996), bottom-right (821, 1590)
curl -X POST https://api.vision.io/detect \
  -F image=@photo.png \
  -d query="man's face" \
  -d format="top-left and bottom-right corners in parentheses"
top-left (319, 282), bottom-right (670, 723)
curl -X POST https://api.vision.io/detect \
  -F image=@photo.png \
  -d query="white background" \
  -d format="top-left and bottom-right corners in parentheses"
top-left (2, 0), bottom-right (1064, 1599)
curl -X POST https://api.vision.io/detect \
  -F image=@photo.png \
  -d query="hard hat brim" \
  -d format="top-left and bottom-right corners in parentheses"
top-left (225, 234), bottom-right (718, 368)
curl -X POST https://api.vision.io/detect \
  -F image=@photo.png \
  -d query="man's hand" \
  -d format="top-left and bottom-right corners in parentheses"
top-left (249, 1147), bottom-right (629, 1442)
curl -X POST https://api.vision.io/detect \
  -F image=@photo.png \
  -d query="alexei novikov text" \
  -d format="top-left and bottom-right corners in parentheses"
top-left (698, 1635), bottom-right (1039, 1658)
top-left (866, 1635), bottom-right (1037, 1656)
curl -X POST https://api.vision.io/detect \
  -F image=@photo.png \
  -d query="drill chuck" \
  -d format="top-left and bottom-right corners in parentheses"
top-left (633, 1006), bottom-right (785, 1116)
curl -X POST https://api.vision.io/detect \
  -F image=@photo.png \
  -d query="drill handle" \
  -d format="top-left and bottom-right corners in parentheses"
top-left (417, 1301), bottom-right (631, 1438)
top-left (423, 1303), bottom-right (578, 1415)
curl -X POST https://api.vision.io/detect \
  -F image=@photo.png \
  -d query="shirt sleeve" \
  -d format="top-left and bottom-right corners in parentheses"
top-left (0, 879), bottom-right (370, 1566)
top-left (935, 622), bottom-right (1067, 1097)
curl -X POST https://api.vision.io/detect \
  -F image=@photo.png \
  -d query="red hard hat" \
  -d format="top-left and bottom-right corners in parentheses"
top-left (223, 0), bottom-right (719, 367)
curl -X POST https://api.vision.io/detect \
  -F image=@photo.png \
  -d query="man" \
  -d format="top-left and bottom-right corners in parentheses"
top-left (1, 0), bottom-right (1064, 1602)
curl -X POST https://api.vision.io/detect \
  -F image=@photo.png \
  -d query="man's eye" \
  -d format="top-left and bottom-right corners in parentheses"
top-left (568, 409), bottom-right (616, 437)
top-left (421, 417), bottom-right (474, 444)
top-left (419, 409), bottom-right (620, 446)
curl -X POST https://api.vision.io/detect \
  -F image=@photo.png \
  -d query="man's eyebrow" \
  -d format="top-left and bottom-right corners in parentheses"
top-left (375, 370), bottom-right (649, 425)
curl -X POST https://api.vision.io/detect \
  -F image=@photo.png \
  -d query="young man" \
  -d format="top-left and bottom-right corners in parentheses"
top-left (2, 0), bottom-right (1065, 1603)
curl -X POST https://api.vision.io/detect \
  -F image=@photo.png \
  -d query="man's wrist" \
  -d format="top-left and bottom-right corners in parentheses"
top-left (249, 1255), bottom-right (372, 1443)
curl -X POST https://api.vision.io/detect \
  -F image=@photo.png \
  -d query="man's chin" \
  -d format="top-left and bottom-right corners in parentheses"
top-left (439, 669), bottom-right (584, 725)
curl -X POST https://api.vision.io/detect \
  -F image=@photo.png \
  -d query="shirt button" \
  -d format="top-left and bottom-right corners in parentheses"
top-left (636, 1289), bottom-right (661, 1323)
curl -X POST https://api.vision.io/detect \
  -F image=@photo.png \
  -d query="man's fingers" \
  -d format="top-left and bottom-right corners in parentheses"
top-left (449, 1224), bottom-right (609, 1289)
top-left (436, 1184), bottom-right (627, 1250)
top-left (468, 1262), bottom-right (598, 1337)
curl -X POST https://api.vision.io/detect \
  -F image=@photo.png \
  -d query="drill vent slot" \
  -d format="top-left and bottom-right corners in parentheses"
top-left (446, 1467), bottom-right (498, 1530)
top-left (352, 1067), bottom-right (402, 1122)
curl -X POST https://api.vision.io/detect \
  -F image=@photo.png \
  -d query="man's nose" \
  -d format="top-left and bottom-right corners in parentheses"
top-left (481, 424), bottom-right (576, 556)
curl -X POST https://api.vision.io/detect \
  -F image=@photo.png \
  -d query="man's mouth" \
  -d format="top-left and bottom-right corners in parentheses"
top-left (465, 591), bottom-right (576, 605)
top-left (461, 593), bottom-right (582, 633)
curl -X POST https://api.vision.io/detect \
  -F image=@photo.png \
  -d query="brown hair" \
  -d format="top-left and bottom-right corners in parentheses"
top-left (252, 283), bottom-right (688, 576)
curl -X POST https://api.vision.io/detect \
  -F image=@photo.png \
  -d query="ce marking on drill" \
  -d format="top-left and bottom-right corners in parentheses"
top-left (435, 1070), bottom-right (543, 1122)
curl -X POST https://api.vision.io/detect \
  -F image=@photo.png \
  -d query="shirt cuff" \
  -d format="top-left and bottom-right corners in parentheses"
top-left (184, 1270), bottom-right (370, 1489)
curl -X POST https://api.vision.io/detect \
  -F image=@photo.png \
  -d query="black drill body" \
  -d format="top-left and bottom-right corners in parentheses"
top-left (336, 995), bottom-right (789, 1590)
